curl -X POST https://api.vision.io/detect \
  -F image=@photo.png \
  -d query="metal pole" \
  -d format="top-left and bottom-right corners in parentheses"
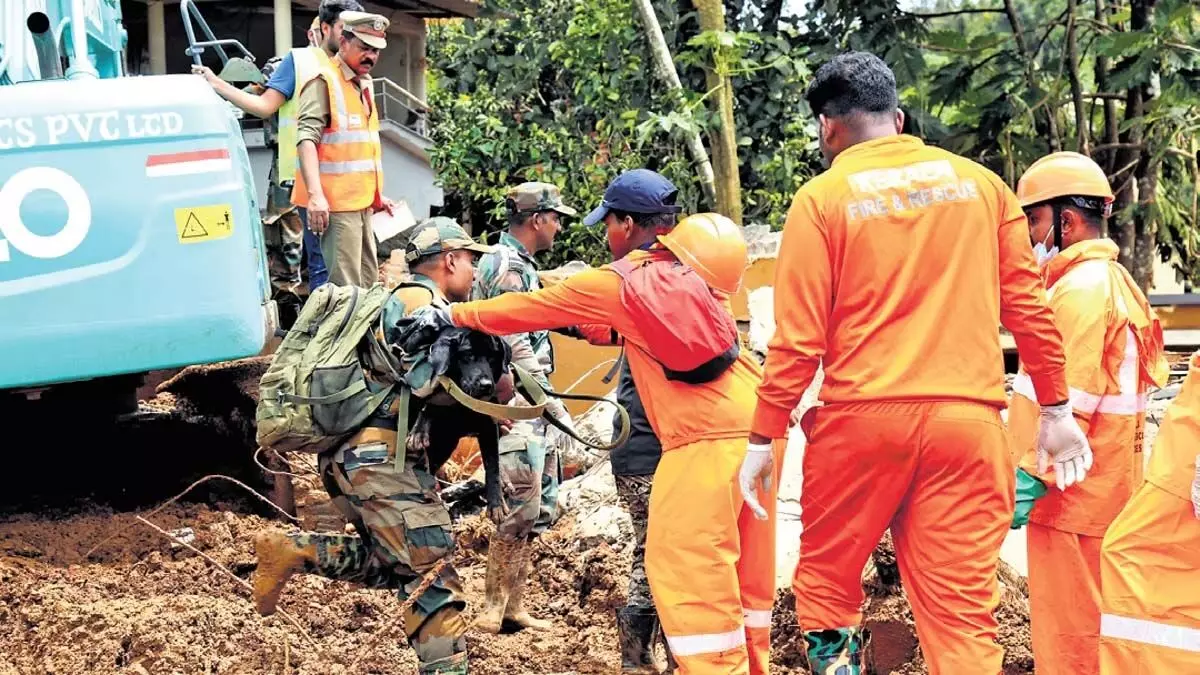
top-left (66, 0), bottom-right (99, 79)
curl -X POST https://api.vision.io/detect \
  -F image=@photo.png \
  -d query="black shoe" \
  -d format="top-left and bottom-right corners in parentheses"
top-left (616, 606), bottom-right (660, 673)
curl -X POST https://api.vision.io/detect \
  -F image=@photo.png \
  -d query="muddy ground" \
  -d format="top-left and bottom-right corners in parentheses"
top-left (0, 495), bottom-right (1033, 675)
top-left (0, 356), bottom-right (1054, 675)
top-left (0, 499), bottom-right (630, 675)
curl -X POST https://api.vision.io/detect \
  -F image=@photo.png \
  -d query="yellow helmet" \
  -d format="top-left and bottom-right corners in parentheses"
top-left (657, 212), bottom-right (748, 295)
top-left (1017, 151), bottom-right (1114, 213)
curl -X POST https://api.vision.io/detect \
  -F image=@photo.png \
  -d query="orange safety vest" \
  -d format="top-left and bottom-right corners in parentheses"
top-left (290, 58), bottom-right (383, 212)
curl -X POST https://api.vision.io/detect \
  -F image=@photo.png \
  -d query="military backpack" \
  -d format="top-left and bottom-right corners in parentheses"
top-left (255, 282), bottom-right (407, 455)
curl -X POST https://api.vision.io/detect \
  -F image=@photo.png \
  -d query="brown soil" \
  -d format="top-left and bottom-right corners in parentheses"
top-left (0, 355), bottom-right (1038, 674)
top-left (0, 501), bottom-right (1033, 674)
top-left (0, 502), bottom-right (628, 675)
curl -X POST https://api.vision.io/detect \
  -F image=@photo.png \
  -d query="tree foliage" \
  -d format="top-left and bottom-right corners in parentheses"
top-left (426, 0), bottom-right (818, 267)
top-left (427, 0), bottom-right (1200, 288)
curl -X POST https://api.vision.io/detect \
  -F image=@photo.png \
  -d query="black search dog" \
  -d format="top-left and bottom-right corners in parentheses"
top-left (404, 327), bottom-right (513, 515)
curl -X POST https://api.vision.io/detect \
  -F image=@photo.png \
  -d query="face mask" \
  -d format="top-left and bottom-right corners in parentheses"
top-left (1033, 228), bottom-right (1058, 267)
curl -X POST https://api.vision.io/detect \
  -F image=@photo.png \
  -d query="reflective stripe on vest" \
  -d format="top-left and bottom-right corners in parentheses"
top-left (276, 47), bottom-right (328, 184)
top-left (289, 58), bottom-right (384, 212)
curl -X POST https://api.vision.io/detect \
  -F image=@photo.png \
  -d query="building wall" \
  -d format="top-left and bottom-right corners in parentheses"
top-left (118, 0), bottom-right (425, 91)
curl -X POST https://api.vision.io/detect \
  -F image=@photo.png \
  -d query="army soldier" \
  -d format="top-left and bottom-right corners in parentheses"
top-left (470, 182), bottom-right (579, 633)
top-left (246, 56), bottom-right (306, 326)
top-left (252, 218), bottom-right (493, 675)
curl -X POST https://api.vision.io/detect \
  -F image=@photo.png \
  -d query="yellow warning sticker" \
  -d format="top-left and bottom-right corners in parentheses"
top-left (174, 204), bottom-right (234, 244)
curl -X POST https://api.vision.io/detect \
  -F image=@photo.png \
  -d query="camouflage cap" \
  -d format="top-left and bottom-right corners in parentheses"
top-left (505, 182), bottom-right (578, 218)
top-left (405, 217), bottom-right (494, 263)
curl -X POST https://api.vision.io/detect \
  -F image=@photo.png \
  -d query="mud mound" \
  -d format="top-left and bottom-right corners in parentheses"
top-left (0, 504), bottom-right (631, 675)
top-left (768, 531), bottom-right (1033, 675)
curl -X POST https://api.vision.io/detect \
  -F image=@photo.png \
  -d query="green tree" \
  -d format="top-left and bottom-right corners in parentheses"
top-left (425, 0), bottom-right (818, 267)
top-left (426, 0), bottom-right (1199, 288)
top-left (799, 0), bottom-right (1200, 290)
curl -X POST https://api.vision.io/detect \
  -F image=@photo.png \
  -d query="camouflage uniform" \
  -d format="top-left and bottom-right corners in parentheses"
top-left (614, 474), bottom-right (654, 607)
top-left (611, 357), bottom-right (662, 611)
top-left (470, 182), bottom-right (578, 635)
top-left (254, 219), bottom-right (492, 675)
top-left (471, 183), bottom-right (578, 541)
top-left (250, 56), bottom-right (305, 317)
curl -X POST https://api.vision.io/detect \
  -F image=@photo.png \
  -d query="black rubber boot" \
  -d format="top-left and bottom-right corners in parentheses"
top-left (617, 606), bottom-right (660, 673)
top-left (660, 622), bottom-right (678, 673)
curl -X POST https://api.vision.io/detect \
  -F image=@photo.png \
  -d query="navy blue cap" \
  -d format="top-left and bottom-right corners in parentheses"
top-left (582, 169), bottom-right (683, 227)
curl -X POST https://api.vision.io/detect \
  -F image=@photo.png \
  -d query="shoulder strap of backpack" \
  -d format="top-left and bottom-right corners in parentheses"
top-left (386, 280), bottom-right (443, 471)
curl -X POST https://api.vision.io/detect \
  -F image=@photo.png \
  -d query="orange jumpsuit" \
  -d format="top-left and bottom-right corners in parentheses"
top-left (1007, 238), bottom-right (1168, 674)
top-left (452, 253), bottom-right (786, 675)
top-left (753, 134), bottom-right (1069, 674)
top-left (1099, 350), bottom-right (1200, 672)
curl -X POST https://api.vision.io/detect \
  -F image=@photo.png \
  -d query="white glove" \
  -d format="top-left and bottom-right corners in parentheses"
top-left (543, 404), bottom-right (576, 454)
top-left (1191, 454), bottom-right (1200, 520)
top-left (738, 442), bottom-right (775, 521)
top-left (1037, 403), bottom-right (1094, 490)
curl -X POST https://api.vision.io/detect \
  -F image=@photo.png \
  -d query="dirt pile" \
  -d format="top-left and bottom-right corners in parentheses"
top-left (0, 475), bottom-right (1037, 675)
top-left (767, 531), bottom-right (1032, 675)
top-left (0, 501), bottom-right (630, 675)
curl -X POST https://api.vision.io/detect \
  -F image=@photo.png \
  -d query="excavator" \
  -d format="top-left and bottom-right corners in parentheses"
top-left (0, 0), bottom-right (278, 504)
top-left (0, 0), bottom-right (274, 414)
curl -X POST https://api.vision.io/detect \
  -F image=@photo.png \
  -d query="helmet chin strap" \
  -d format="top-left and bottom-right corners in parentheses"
top-left (1051, 203), bottom-right (1064, 251)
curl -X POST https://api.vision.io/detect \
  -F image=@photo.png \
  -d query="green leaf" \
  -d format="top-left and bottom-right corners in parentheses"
top-left (926, 30), bottom-right (967, 51)
top-left (1096, 31), bottom-right (1156, 58)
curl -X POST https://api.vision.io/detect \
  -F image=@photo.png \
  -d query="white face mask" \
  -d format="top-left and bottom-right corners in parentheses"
top-left (1033, 227), bottom-right (1058, 267)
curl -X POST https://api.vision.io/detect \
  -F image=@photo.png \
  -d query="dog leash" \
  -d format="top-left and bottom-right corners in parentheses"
top-left (433, 364), bottom-right (631, 451)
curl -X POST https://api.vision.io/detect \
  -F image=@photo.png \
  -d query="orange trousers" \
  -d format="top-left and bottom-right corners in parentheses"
top-left (1027, 523), bottom-right (1103, 674)
top-left (1100, 482), bottom-right (1200, 672)
top-left (645, 436), bottom-right (786, 675)
top-left (794, 401), bottom-right (1014, 675)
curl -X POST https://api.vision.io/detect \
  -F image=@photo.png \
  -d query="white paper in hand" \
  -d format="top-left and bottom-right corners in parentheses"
top-left (372, 199), bottom-right (416, 242)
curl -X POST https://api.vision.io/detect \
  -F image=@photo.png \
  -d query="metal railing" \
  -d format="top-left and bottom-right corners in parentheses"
top-left (372, 76), bottom-right (430, 137)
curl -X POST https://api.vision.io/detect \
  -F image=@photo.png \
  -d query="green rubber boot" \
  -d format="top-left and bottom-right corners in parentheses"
top-left (419, 651), bottom-right (468, 675)
top-left (1012, 467), bottom-right (1048, 529)
top-left (804, 626), bottom-right (863, 675)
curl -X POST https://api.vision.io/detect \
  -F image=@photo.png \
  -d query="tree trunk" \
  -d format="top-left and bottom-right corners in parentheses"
top-left (1066, 0), bottom-right (1089, 154)
top-left (1111, 87), bottom-right (1143, 275)
top-left (1004, 0), bottom-right (1061, 151)
top-left (633, 0), bottom-right (719, 206)
top-left (1129, 0), bottom-right (1160, 291)
top-left (1094, 0), bottom-right (1119, 175)
top-left (1111, 0), bottom-right (1159, 290)
top-left (692, 0), bottom-right (744, 224)
top-left (1133, 151), bottom-right (1160, 291)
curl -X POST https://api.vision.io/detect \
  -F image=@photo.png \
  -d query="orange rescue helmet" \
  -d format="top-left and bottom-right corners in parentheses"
top-left (1016, 151), bottom-right (1114, 210)
top-left (658, 212), bottom-right (748, 295)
